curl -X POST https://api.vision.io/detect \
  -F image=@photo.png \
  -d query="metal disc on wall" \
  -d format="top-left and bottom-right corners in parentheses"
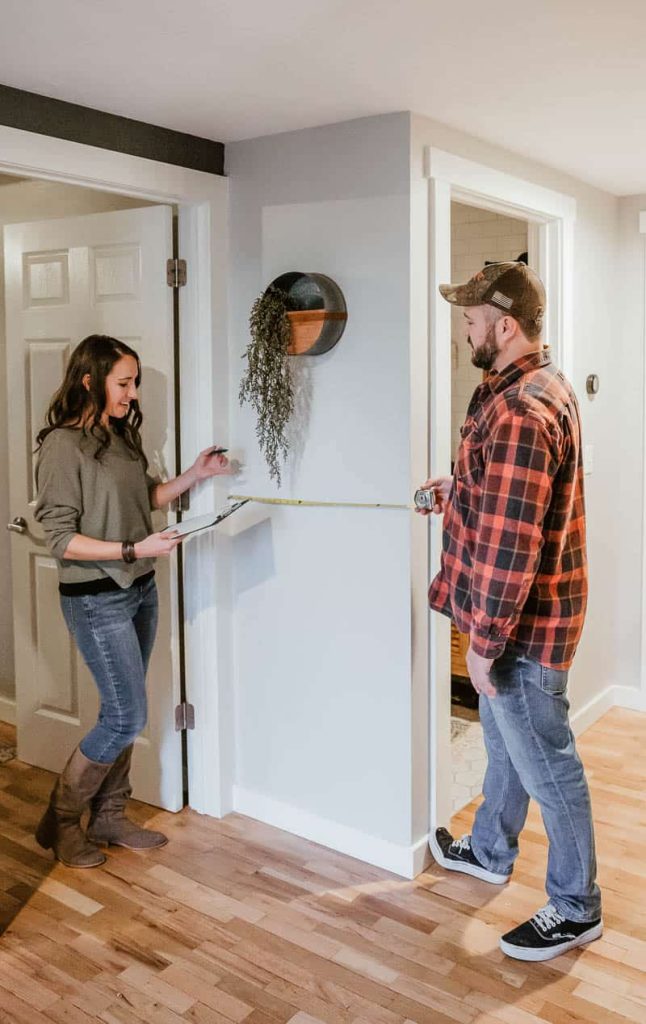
top-left (269, 272), bottom-right (347, 356)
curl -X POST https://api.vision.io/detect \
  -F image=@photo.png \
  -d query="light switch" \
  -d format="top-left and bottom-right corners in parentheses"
top-left (584, 444), bottom-right (594, 475)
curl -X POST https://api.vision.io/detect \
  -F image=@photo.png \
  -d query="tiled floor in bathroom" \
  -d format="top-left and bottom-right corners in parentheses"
top-left (451, 714), bottom-right (487, 813)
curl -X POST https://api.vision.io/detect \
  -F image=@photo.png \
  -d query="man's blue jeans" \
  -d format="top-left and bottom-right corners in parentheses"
top-left (470, 642), bottom-right (601, 923)
top-left (60, 575), bottom-right (159, 764)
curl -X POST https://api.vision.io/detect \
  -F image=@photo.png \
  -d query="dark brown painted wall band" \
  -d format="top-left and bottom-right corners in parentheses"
top-left (0, 83), bottom-right (225, 176)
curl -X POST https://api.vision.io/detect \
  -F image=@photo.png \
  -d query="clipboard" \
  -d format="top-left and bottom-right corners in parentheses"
top-left (160, 499), bottom-right (250, 538)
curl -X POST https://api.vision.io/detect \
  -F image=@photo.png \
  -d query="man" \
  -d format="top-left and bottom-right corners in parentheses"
top-left (419, 261), bottom-right (601, 962)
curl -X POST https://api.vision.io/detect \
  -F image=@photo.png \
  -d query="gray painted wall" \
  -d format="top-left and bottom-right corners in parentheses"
top-left (226, 113), bottom-right (416, 847)
top-left (227, 110), bottom-right (631, 862)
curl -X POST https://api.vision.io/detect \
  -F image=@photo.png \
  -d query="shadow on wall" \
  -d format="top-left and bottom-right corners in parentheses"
top-left (139, 364), bottom-right (170, 483)
top-left (233, 517), bottom-right (276, 595)
top-left (285, 355), bottom-right (314, 487)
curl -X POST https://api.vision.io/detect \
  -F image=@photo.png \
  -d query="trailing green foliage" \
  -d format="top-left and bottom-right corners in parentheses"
top-left (239, 286), bottom-right (294, 487)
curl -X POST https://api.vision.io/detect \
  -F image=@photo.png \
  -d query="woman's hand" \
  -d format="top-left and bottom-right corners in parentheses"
top-left (191, 446), bottom-right (232, 482)
top-left (415, 476), bottom-right (453, 516)
top-left (134, 531), bottom-right (182, 559)
top-left (150, 447), bottom-right (233, 511)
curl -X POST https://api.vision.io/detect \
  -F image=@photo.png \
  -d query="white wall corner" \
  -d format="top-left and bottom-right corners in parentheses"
top-left (571, 683), bottom-right (646, 738)
top-left (412, 835), bottom-right (434, 876)
top-left (640, 213), bottom-right (646, 713)
top-left (609, 684), bottom-right (646, 713)
top-left (0, 694), bottom-right (16, 726)
top-left (233, 786), bottom-right (429, 879)
top-left (571, 685), bottom-right (617, 737)
top-left (424, 147), bottom-right (577, 223)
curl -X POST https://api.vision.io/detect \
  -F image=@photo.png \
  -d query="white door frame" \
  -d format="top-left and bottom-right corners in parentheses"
top-left (0, 123), bottom-right (231, 818)
top-left (421, 146), bottom-right (577, 829)
top-left (638, 212), bottom-right (646, 715)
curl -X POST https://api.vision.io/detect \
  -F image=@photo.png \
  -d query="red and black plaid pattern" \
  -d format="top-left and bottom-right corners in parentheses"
top-left (429, 350), bottom-right (587, 669)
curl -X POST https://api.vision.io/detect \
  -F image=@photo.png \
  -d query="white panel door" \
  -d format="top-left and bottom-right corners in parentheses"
top-left (4, 206), bottom-right (183, 811)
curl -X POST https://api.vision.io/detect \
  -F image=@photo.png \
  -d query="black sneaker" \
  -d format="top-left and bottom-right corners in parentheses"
top-left (500, 903), bottom-right (603, 961)
top-left (429, 828), bottom-right (509, 885)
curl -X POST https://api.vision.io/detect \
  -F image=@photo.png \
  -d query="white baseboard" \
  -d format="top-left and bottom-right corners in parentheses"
top-left (233, 785), bottom-right (425, 879)
top-left (0, 694), bottom-right (16, 726)
top-left (609, 684), bottom-right (646, 712)
top-left (571, 683), bottom-right (646, 736)
top-left (571, 685), bottom-right (617, 736)
top-left (233, 688), bottom-right (644, 882)
top-left (412, 834), bottom-right (433, 876)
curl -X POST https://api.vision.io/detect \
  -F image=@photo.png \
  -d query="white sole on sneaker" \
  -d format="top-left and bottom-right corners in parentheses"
top-left (428, 832), bottom-right (509, 885)
top-left (499, 920), bottom-right (603, 961)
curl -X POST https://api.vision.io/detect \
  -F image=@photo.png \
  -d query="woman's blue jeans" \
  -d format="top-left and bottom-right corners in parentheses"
top-left (470, 642), bottom-right (602, 923)
top-left (60, 575), bottom-right (159, 764)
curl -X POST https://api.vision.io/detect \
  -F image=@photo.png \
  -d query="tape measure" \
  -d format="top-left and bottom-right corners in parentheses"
top-left (228, 493), bottom-right (413, 511)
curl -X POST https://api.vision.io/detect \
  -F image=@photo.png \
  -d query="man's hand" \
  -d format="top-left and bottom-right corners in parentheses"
top-left (415, 476), bottom-right (452, 516)
top-left (466, 646), bottom-right (497, 698)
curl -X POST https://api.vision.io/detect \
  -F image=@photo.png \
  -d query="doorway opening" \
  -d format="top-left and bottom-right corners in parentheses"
top-left (0, 172), bottom-right (185, 811)
top-left (424, 146), bottom-right (576, 839)
top-left (0, 124), bottom-right (229, 822)
top-left (448, 200), bottom-right (531, 818)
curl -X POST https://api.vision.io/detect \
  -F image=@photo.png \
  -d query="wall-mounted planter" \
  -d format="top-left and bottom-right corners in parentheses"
top-left (270, 271), bottom-right (347, 356)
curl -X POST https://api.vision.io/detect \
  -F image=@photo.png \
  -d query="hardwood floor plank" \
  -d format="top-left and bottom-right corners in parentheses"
top-left (0, 708), bottom-right (643, 1024)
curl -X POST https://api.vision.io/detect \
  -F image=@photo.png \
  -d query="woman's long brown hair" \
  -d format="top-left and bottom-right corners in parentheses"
top-left (35, 334), bottom-right (147, 466)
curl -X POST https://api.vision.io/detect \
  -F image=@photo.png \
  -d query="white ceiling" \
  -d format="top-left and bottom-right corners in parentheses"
top-left (2, 0), bottom-right (645, 195)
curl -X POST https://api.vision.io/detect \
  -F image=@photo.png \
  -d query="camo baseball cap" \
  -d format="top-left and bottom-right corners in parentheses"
top-left (439, 261), bottom-right (546, 321)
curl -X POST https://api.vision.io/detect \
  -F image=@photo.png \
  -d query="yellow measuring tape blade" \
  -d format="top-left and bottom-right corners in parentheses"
top-left (228, 494), bottom-right (413, 511)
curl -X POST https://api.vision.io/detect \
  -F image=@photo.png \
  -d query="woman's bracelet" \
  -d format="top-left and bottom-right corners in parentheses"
top-left (121, 540), bottom-right (137, 564)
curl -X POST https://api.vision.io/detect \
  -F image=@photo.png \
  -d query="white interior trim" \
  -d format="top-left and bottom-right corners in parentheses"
top-left (427, 175), bottom-right (453, 829)
top-left (610, 684), bottom-right (646, 713)
top-left (571, 684), bottom-right (646, 738)
top-left (639, 211), bottom-right (646, 714)
top-left (234, 785), bottom-right (428, 880)
top-left (423, 146), bottom-right (578, 839)
top-left (0, 123), bottom-right (230, 817)
top-left (425, 148), bottom-right (577, 222)
top-left (409, 161), bottom-right (432, 853)
top-left (0, 694), bottom-right (16, 726)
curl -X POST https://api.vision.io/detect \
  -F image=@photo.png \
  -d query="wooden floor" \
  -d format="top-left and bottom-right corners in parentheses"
top-left (0, 708), bottom-right (644, 1024)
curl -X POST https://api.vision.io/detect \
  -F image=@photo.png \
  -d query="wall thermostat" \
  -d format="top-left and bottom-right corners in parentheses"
top-left (586, 374), bottom-right (599, 396)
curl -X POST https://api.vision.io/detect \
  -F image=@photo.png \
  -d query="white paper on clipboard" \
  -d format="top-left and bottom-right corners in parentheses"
top-left (161, 500), bottom-right (249, 538)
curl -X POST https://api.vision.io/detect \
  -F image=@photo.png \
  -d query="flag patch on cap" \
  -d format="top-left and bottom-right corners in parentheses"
top-left (491, 291), bottom-right (513, 309)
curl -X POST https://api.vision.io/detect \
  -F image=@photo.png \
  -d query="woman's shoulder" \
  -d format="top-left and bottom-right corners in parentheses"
top-left (38, 428), bottom-right (95, 470)
top-left (39, 426), bottom-right (84, 451)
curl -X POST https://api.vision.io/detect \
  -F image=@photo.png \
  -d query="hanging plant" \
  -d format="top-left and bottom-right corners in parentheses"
top-left (239, 285), bottom-right (295, 487)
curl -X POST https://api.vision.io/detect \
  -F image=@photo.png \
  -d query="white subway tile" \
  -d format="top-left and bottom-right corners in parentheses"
top-left (454, 222), bottom-right (475, 240)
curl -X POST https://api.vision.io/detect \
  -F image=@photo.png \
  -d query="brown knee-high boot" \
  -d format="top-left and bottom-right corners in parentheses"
top-left (87, 745), bottom-right (167, 850)
top-left (35, 747), bottom-right (113, 868)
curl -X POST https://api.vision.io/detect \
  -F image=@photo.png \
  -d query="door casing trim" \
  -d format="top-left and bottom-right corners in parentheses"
top-left (413, 146), bottom-right (576, 835)
top-left (0, 122), bottom-right (231, 817)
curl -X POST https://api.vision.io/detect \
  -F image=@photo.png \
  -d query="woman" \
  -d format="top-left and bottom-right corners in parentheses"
top-left (33, 334), bottom-right (230, 868)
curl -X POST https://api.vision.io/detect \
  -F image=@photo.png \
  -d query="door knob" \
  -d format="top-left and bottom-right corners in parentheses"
top-left (7, 517), bottom-right (27, 535)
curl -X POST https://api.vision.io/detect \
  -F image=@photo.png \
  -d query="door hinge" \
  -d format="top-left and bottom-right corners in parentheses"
top-left (175, 702), bottom-right (195, 731)
top-left (167, 258), bottom-right (187, 288)
top-left (170, 490), bottom-right (190, 514)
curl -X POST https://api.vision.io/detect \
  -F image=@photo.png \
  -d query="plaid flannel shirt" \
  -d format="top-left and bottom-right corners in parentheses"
top-left (429, 350), bottom-right (587, 669)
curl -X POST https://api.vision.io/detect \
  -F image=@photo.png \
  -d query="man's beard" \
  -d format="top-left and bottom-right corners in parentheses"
top-left (468, 322), bottom-right (499, 371)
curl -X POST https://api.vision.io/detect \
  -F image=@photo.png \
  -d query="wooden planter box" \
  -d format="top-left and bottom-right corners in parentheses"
top-left (287, 310), bottom-right (348, 355)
